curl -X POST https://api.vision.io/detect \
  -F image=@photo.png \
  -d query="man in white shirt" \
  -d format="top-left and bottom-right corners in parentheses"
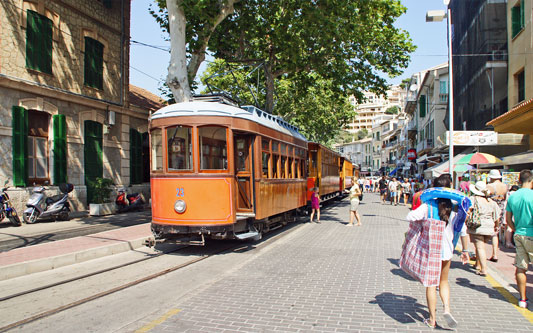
top-left (388, 177), bottom-right (399, 205)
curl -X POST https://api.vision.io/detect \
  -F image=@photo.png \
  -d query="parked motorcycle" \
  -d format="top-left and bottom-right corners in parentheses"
top-left (115, 188), bottom-right (144, 213)
top-left (0, 180), bottom-right (22, 226)
top-left (23, 183), bottom-right (74, 223)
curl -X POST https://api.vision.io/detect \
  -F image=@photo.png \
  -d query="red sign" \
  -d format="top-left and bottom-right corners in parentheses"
top-left (407, 149), bottom-right (417, 160)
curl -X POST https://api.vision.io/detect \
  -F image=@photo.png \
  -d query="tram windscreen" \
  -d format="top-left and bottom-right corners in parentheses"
top-left (151, 128), bottom-right (163, 171)
top-left (167, 126), bottom-right (192, 170)
top-left (199, 126), bottom-right (227, 170)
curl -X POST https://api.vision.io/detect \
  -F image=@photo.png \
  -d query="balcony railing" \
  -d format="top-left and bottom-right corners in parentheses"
top-left (439, 94), bottom-right (448, 103)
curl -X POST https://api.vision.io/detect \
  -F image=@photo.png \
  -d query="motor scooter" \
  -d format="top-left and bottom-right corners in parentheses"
top-left (115, 188), bottom-right (144, 213)
top-left (0, 180), bottom-right (22, 226)
top-left (23, 183), bottom-right (74, 223)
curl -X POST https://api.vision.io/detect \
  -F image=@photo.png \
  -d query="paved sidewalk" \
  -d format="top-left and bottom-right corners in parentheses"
top-left (0, 222), bottom-right (151, 281)
top-left (129, 193), bottom-right (532, 332)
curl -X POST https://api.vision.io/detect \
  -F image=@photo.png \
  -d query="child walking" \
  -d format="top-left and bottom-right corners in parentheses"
top-left (310, 187), bottom-right (320, 223)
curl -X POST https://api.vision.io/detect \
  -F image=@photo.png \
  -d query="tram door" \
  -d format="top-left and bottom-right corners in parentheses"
top-left (234, 134), bottom-right (254, 212)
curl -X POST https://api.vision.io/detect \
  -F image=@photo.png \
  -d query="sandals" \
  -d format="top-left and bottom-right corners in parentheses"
top-left (423, 318), bottom-right (436, 329)
top-left (488, 257), bottom-right (499, 263)
top-left (476, 270), bottom-right (487, 276)
top-left (443, 312), bottom-right (458, 328)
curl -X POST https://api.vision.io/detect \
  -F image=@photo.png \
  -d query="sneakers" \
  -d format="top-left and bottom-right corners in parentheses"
top-left (443, 312), bottom-right (457, 328)
top-left (518, 299), bottom-right (528, 309)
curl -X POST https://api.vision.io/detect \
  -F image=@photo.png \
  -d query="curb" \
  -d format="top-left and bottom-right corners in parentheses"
top-left (0, 236), bottom-right (150, 282)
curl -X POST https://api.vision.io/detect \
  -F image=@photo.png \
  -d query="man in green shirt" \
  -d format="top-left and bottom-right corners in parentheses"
top-left (506, 169), bottom-right (533, 309)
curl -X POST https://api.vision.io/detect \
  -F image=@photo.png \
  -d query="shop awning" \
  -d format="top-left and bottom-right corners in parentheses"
top-left (487, 98), bottom-right (533, 134)
top-left (423, 153), bottom-right (468, 179)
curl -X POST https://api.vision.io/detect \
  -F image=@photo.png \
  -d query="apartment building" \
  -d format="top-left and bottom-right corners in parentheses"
top-left (347, 85), bottom-right (406, 133)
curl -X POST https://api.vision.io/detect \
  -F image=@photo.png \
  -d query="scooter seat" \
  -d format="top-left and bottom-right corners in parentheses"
top-left (46, 194), bottom-right (64, 205)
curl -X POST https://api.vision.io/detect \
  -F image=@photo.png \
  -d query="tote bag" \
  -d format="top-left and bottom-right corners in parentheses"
top-left (400, 208), bottom-right (445, 287)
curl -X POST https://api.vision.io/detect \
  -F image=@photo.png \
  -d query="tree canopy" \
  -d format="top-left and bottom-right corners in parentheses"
top-left (201, 60), bottom-right (355, 144)
top-left (152, 0), bottom-right (416, 107)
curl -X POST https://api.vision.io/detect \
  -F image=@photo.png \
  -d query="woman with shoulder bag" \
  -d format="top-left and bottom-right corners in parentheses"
top-left (467, 181), bottom-right (501, 276)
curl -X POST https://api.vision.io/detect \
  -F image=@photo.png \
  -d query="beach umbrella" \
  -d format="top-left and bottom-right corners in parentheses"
top-left (443, 164), bottom-right (474, 173)
top-left (456, 152), bottom-right (502, 165)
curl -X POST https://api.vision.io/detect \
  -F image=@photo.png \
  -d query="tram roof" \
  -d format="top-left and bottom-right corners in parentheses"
top-left (150, 101), bottom-right (307, 141)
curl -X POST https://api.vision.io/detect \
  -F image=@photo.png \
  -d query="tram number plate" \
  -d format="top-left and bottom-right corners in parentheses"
top-left (176, 188), bottom-right (184, 197)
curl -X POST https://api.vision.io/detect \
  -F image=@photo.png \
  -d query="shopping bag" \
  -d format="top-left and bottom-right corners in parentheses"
top-left (400, 217), bottom-right (445, 287)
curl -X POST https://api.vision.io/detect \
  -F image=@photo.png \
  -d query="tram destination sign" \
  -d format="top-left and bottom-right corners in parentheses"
top-left (445, 131), bottom-right (498, 146)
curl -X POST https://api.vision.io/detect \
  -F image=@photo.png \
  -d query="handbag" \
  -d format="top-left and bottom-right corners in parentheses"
top-left (400, 206), bottom-right (446, 287)
top-left (359, 192), bottom-right (363, 201)
top-left (465, 197), bottom-right (481, 230)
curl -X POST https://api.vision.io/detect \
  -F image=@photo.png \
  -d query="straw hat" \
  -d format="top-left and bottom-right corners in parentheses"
top-left (470, 181), bottom-right (489, 197)
top-left (488, 169), bottom-right (502, 179)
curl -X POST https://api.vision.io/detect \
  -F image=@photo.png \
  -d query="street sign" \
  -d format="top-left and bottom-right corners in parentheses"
top-left (445, 131), bottom-right (498, 146)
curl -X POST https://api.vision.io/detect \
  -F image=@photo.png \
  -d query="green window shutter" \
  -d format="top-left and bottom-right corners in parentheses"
top-left (512, 6), bottom-right (521, 37)
top-left (53, 115), bottom-right (67, 185)
top-left (26, 10), bottom-right (52, 74)
top-left (130, 129), bottom-right (143, 184)
top-left (84, 121), bottom-right (103, 203)
top-left (520, 0), bottom-right (525, 29)
top-left (12, 106), bottom-right (28, 187)
top-left (419, 95), bottom-right (426, 118)
top-left (84, 37), bottom-right (104, 89)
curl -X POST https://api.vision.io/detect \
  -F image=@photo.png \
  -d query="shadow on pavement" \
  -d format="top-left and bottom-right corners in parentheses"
top-left (455, 277), bottom-right (508, 302)
top-left (387, 258), bottom-right (417, 282)
top-left (369, 292), bottom-right (429, 324)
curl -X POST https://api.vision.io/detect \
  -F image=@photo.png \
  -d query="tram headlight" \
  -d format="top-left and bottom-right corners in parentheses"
top-left (174, 200), bottom-right (187, 213)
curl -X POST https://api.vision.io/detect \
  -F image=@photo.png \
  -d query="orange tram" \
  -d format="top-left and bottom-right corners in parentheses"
top-left (149, 97), bottom-right (357, 245)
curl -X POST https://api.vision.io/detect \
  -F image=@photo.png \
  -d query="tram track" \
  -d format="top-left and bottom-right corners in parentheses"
top-left (0, 217), bottom-right (310, 332)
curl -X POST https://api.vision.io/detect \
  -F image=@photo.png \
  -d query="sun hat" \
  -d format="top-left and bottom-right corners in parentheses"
top-left (488, 169), bottom-right (502, 179)
top-left (469, 181), bottom-right (489, 197)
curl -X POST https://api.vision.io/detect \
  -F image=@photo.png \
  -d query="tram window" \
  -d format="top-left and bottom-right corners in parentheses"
top-left (262, 152), bottom-right (270, 178)
top-left (167, 126), bottom-right (192, 170)
top-left (295, 159), bottom-right (300, 178)
top-left (261, 138), bottom-right (270, 151)
top-left (272, 154), bottom-right (280, 178)
top-left (280, 143), bottom-right (286, 155)
top-left (272, 141), bottom-right (279, 153)
top-left (281, 156), bottom-right (287, 178)
top-left (151, 128), bottom-right (163, 171)
top-left (288, 157), bottom-right (294, 178)
top-left (199, 126), bottom-right (228, 170)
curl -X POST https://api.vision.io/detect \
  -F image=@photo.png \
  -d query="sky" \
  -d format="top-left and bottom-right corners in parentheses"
top-left (129, 0), bottom-right (449, 97)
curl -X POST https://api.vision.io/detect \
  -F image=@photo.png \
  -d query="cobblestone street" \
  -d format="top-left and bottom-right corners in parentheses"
top-left (127, 193), bottom-right (533, 332)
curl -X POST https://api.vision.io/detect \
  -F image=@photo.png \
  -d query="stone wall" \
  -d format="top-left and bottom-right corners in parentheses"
top-left (0, 0), bottom-right (130, 104)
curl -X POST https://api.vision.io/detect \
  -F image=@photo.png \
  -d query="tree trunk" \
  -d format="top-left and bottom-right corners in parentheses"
top-left (166, 1), bottom-right (192, 103)
top-left (264, 64), bottom-right (275, 113)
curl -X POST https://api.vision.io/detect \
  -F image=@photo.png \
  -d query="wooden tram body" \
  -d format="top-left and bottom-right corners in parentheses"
top-left (340, 157), bottom-right (355, 191)
top-left (306, 142), bottom-right (342, 202)
top-left (149, 100), bottom-right (308, 244)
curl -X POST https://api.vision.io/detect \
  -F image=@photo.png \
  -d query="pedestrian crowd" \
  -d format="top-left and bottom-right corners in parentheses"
top-left (401, 169), bottom-right (533, 329)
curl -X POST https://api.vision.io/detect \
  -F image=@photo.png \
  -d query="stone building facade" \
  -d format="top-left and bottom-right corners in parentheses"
top-left (0, 0), bottom-right (158, 215)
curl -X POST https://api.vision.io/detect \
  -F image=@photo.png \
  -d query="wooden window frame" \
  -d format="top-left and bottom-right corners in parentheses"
top-left (198, 126), bottom-right (228, 173)
top-left (150, 128), bottom-right (164, 173)
top-left (27, 110), bottom-right (50, 184)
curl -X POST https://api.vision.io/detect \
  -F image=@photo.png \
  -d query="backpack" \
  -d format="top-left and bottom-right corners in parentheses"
top-left (465, 197), bottom-right (481, 230)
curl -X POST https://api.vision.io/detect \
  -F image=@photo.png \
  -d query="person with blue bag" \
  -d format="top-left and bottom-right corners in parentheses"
top-left (402, 174), bottom-right (472, 329)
